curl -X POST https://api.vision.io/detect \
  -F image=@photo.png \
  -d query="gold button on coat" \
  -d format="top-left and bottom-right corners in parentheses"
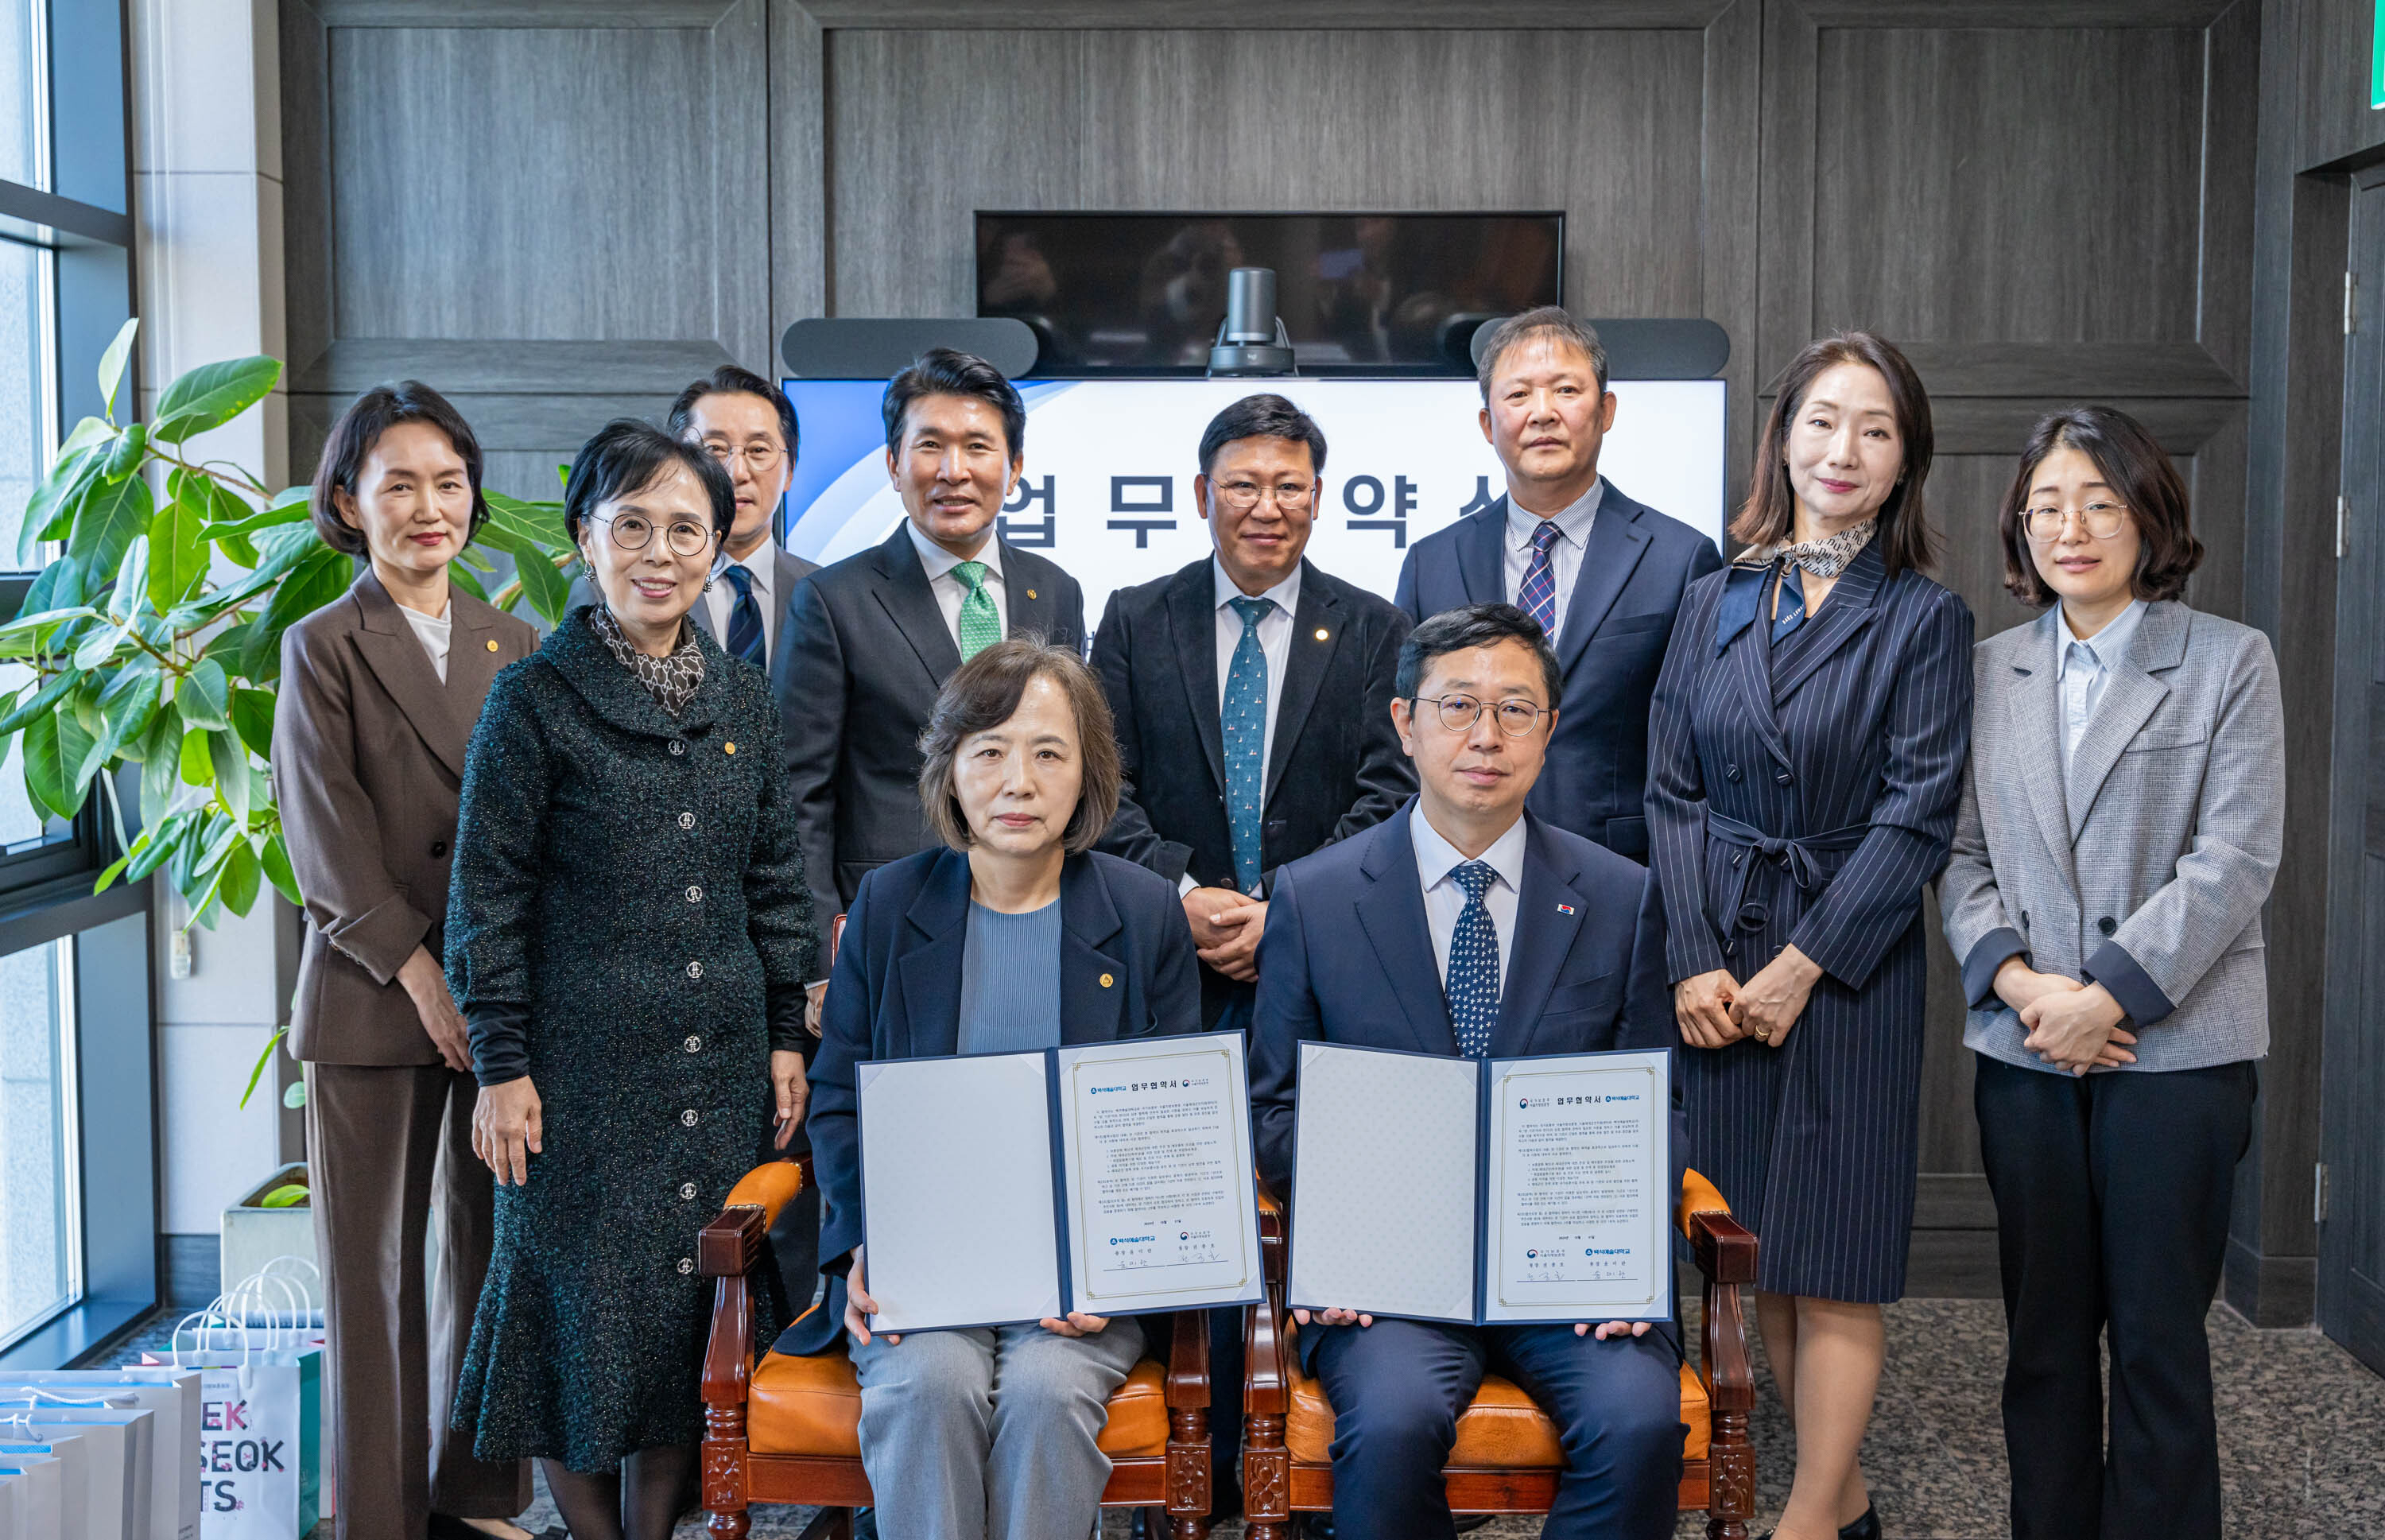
top-left (724, 742), bottom-right (736, 754)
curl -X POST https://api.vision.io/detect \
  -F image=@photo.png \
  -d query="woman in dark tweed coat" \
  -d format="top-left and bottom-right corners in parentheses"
top-left (444, 419), bottom-right (816, 1539)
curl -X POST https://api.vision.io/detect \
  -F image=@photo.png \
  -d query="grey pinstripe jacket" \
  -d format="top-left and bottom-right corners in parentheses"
top-left (1940, 599), bottom-right (2282, 1073)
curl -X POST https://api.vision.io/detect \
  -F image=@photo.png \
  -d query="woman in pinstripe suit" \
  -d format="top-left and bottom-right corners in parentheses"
top-left (1646, 333), bottom-right (1973, 1540)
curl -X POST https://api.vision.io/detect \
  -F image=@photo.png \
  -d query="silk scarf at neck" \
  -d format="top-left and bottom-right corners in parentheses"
top-left (1759, 514), bottom-right (1879, 580)
top-left (588, 603), bottom-right (704, 718)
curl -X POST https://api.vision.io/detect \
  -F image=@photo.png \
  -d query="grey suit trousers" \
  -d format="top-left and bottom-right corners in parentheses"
top-left (851, 1317), bottom-right (1143, 1540)
top-left (306, 1062), bottom-right (529, 1538)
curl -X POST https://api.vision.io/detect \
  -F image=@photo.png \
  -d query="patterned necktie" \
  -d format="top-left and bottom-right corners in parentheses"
top-left (1221, 596), bottom-right (1273, 893)
top-left (1516, 519), bottom-right (1564, 638)
top-left (719, 562), bottom-right (766, 666)
top-left (1446, 860), bottom-right (1502, 1058)
top-left (952, 559), bottom-right (1001, 661)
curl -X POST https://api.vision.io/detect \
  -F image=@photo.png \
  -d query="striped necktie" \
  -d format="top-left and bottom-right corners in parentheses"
top-left (1517, 519), bottom-right (1563, 638)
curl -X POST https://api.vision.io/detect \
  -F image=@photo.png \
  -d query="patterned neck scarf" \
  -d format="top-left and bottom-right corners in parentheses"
top-left (1759, 514), bottom-right (1879, 580)
top-left (588, 603), bottom-right (704, 718)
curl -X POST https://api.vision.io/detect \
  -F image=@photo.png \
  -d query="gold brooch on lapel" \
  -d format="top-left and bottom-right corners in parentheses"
top-left (1314, 628), bottom-right (1329, 641)
top-left (1026, 588), bottom-right (1037, 599)
top-left (486, 639), bottom-right (499, 652)
top-left (723, 743), bottom-right (737, 754)
top-left (1099, 972), bottom-right (1114, 988)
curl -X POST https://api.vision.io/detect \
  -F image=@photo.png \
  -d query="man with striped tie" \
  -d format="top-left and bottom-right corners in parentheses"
top-left (1395, 308), bottom-right (1722, 861)
top-left (1250, 603), bottom-right (1688, 1540)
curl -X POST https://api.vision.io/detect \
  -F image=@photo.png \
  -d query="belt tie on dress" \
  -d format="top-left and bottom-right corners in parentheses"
top-left (1704, 810), bottom-right (1868, 941)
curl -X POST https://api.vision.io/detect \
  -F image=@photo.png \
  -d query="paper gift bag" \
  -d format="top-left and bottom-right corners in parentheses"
top-left (0, 1433), bottom-right (96, 1540)
top-left (0, 1400), bottom-right (153, 1540)
top-left (0, 1371), bottom-right (200, 1540)
top-left (0, 1456), bottom-right (63, 1540)
top-left (149, 1306), bottom-right (321, 1540)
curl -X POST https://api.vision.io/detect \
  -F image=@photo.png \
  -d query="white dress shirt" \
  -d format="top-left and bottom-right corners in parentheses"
top-left (398, 600), bottom-right (452, 684)
top-left (703, 545), bottom-right (778, 661)
top-left (2055, 598), bottom-right (2146, 770)
top-left (906, 519), bottom-right (1008, 647)
top-left (1409, 804), bottom-right (1527, 996)
top-left (1502, 478), bottom-right (1604, 637)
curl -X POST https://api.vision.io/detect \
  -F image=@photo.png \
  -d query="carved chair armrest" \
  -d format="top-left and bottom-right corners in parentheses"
top-left (699, 1204), bottom-right (768, 1414)
top-left (1165, 1308), bottom-right (1212, 1410)
top-left (1689, 1209), bottom-right (1756, 1288)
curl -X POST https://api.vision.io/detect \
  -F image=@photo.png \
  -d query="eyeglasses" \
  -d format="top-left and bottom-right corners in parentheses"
top-left (1213, 478), bottom-right (1316, 512)
top-left (2022, 499), bottom-right (2131, 543)
top-left (1412, 693), bottom-right (1553, 736)
top-left (701, 440), bottom-right (785, 475)
top-left (593, 511), bottom-right (716, 557)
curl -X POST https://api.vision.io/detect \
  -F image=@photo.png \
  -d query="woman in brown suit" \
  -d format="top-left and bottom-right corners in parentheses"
top-left (270, 382), bottom-right (543, 1540)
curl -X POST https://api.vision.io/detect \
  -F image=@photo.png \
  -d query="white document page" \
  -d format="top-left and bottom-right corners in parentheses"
top-left (1287, 1042), bottom-right (1479, 1324)
top-left (1482, 1049), bottom-right (1672, 1323)
top-left (857, 1053), bottom-right (1063, 1332)
top-left (1054, 1033), bottom-right (1262, 1316)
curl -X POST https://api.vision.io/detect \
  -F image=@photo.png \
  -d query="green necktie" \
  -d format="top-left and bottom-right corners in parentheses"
top-left (953, 559), bottom-right (1001, 661)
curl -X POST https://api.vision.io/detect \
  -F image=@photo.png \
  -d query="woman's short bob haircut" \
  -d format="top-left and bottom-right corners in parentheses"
top-left (1730, 331), bottom-right (1939, 577)
top-left (1997, 405), bottom-right (2204, 607)
top-left (308, 379), bottom-right (489, 557)
top-left (917, 638), bottom-right (1122, 857)
top-left (562, 418), bottom-right (737, 547)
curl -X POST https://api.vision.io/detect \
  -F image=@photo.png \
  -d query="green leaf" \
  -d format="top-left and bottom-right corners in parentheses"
top-left (0, 669), bottom-right (76, 735)
top-left (281, 1081), bottom-right (306, 1111)
top-left (71, 620), bottom-right (133, 672)
top-left (61, 700), bottom-right (107, 802)
top-left (218, 837), bottom-right (261, 917)
top-left (151, 479), bottom-right (211, 609)
top-left (93, 851), bottom-right (131, 894)
top-left (448, 562), bottom-right (488, 602)
top-left (192, 484), bottom-right (308, 543)
top-left (102, 422), bottom-right (149, 482)
top-left (210, 728), bottom-right (250, 823)
top-left (242, 546), bottom-right (351, 680)
top-left (109, 530), bottom-right (149, 615)
top-left (482, 491), bottom-right (571, 548)
top-left (261, 831), bottom-right (301, 906)
top-left (514, 546), bottom-right (571, 626)
top-left (177, 726), bottom-right (213, 788)
top-left (126, 811), bottom-right (184, 881)
top-left (67, 469), bottom-right (153, 595)
top-left (138, 704), bottom-right (183, 824)
top-left (59, 415), bottom-right (114, 460)
top-left (96, 317), bottom-right (138, 417)
top-left (236, 1026), bottom-right (287, 1110)
top-left (230, 687), bottom-right (275, 762)
top-left (18, 447), bottom-right (99, 566)
top-left (20, 558), bottom-right (88, 622)
top-left (150, 356), bottom-right (281, 443)
top-left (180, 658), bottom-right (231, 730)
top-left (19, 708), bottom-right (69, 820)
top-left (258, 1181), bottom-right (308, 1208)
top-left (173, 522), bottom-right (321, 626)
top-left (98, 669), bottom-right (162, 759)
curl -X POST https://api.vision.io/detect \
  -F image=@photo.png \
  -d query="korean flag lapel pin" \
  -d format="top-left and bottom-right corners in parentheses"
top-left (1556, 902), bottom-right (1577, 916)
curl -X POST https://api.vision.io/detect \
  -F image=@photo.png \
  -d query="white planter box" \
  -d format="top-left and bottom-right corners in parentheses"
top-left (219, 1161), bottom-right (320, 1313)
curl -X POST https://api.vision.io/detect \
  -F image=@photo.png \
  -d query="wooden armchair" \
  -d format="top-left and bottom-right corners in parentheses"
top-left (1239, 1170), bottom-right (1759, 1539)
top-left (694, 1157), bottom-right (1220, 1538)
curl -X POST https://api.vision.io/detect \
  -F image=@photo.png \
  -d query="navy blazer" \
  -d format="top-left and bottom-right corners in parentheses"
top-left (781, 844), bottom-right (1200, 1355)
top-left (1394, 484), bottom-right (1724, 860)
top-left (1248, 801), bottom-right (1681, 1205)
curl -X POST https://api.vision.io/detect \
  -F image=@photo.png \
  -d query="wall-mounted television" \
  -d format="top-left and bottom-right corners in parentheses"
top-left (975, 211), bottom-right (1562, 377)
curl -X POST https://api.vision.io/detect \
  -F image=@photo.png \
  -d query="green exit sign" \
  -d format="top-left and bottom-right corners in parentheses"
top-left (2375, 0), bottom-right (2385, 107)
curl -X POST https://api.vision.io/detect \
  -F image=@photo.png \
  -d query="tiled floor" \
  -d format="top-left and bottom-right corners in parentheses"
top-left (100, 1296), bottom-right (2385, 1538)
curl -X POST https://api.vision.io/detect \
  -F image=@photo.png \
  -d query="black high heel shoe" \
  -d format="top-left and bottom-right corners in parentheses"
top-left (1758, 1505), bottom-right (1882, 1540)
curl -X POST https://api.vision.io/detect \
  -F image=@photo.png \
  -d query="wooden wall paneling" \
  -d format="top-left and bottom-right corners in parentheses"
top-left (2197, 1), bottom-right (2262, 381)
top-left (1756, 0), bottom-right (1820, 388)
top-left (2294, 0), bottom-right (2385, 172)
top-left (799, 0), bottom-right (1734, 29)
top-left (279, 2), bottom-right (335, 384)
top-left (1701, 0), bottom-right (1763, 510)
top-left (771, 1), bottom-right (828, 325)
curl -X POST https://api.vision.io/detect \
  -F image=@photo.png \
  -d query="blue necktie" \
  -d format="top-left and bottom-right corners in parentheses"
top-left (1222, 596), bottom-right (1273, 893)
top-left (1446, 860), bottom-right (1502, 1058)
top-left (1517, 519), bottom-right (1563, 638)
top-left (1770, 561), bottom-right (1806, 642)
top-left (721, 562), bottom-right (766, 666)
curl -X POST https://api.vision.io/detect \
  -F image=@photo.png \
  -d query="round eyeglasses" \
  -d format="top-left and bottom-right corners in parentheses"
top-left (1213, 478), bottom-right (1316, 512)
top-left (701, 439), bottom-right (785, 475)
top-left (1412, 693), bottom-right (1553, 736)
top-left (592, 511), bottom-right (716, 558)
top-left (2022, 500), bottom-right (2130, 543)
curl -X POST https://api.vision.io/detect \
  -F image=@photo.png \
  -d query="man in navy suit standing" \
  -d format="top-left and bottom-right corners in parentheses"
top-left (1250, 603), bottom-right (1687, 1540)
top-left (1395, 308), bottom-right (1723, 860)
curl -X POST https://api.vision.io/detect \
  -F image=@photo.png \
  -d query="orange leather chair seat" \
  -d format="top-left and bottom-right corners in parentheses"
top-left (747, 1347), bottom-right (1171, 1459)
top-left (1282, 1351), bottom-right (1709, 1468)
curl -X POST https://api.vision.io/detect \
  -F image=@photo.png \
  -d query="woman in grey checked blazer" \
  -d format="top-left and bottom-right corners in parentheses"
top-left (1941, 405), bottom-right (2282, 1540)
top-left (1646, 333), bottom-right (1973, 1540)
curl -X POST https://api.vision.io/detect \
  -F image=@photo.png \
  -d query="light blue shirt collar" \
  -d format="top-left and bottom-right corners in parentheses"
top-left (1503, 477), bottom-right (1604, 555)
top-left (2054, 597), bottom-right (2146, 679)
top-left (1410, 804), bottom-right (1529, 897)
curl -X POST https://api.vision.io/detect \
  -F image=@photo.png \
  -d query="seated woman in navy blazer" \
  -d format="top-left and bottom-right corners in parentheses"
top-left (788, 638), bottom-right (1202, 1540)
top-left (1942, 406), bottom-right (2281, 1540)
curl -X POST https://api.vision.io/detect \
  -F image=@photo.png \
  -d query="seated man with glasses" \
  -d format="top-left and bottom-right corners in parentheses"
top-left (569, 365), bottom-right (816, 672)
top-left (1248, 603), bottom-right (1689, 1540)
top-left (1091, 393), bottom-right (1414, 1527)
